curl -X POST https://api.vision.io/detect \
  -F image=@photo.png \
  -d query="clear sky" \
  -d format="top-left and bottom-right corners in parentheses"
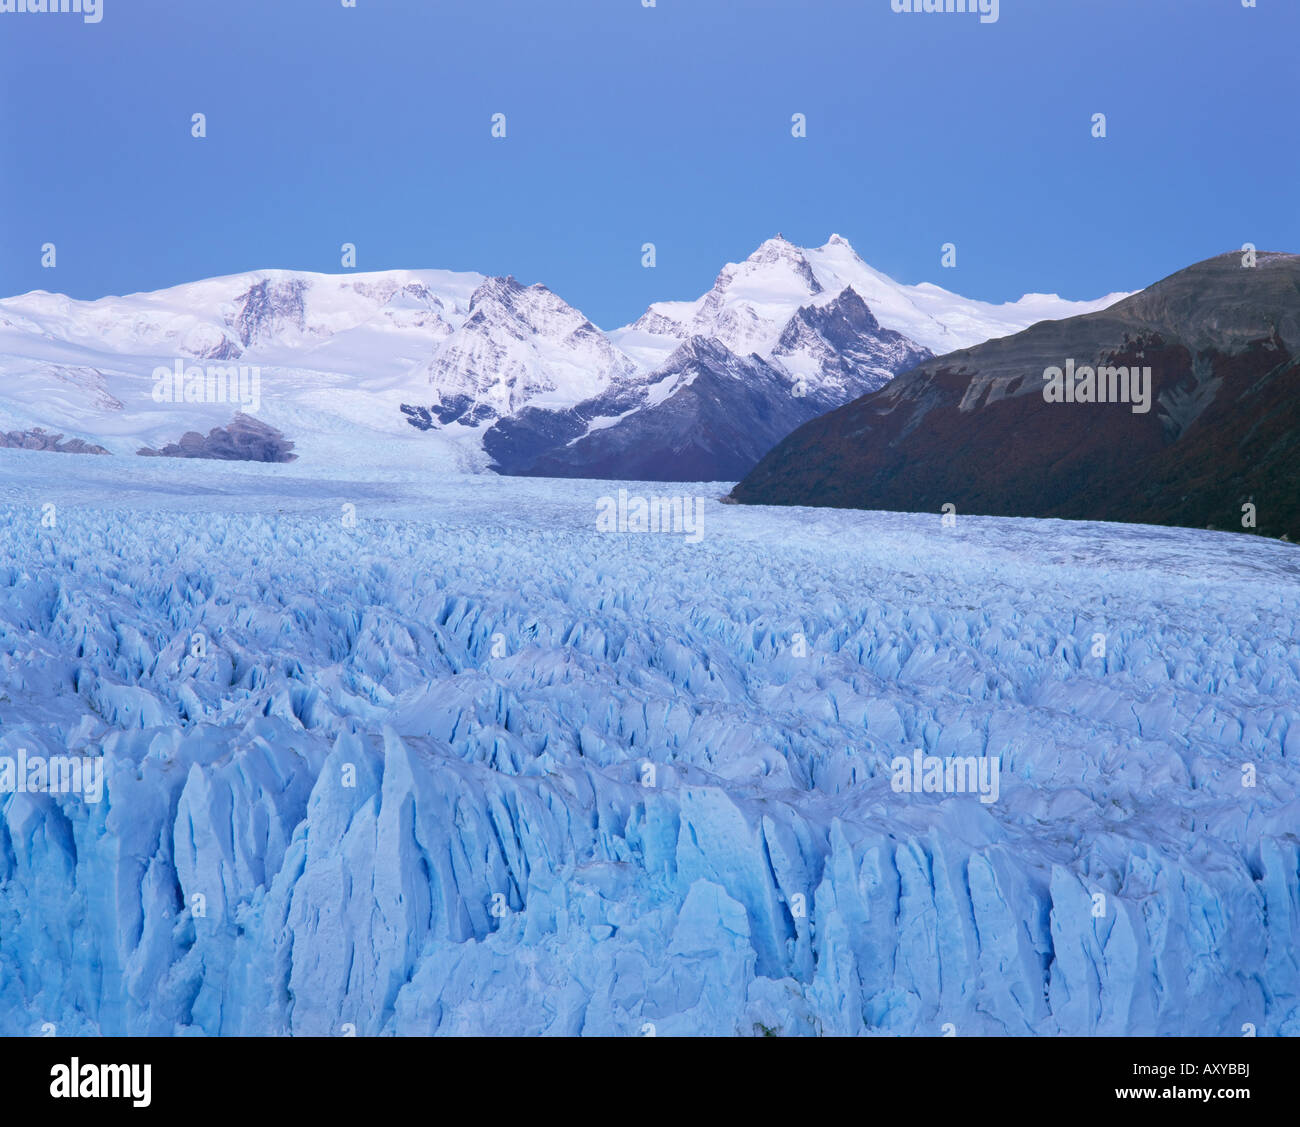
top-left (2, 0), bottom-right (1296, 328)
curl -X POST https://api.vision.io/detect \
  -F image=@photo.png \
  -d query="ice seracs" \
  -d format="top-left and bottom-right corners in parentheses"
top-left (0, 456), bottom-right (1294, 1036)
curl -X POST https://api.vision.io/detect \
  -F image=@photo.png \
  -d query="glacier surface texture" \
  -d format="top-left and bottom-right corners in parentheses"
top-left (0, 452), bottom-right (1297, 1036)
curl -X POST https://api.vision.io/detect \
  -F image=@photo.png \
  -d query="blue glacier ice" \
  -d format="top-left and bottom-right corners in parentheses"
top-left (0, 449), bottom-right (1296, 1036)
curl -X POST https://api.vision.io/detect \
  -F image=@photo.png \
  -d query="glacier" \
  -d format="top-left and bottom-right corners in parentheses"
top-left (0, 449), bottom-right (1297, 1037)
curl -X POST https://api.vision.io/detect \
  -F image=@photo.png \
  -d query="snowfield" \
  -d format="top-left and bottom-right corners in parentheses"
top-left (0, 449), bottom-right (1297, 1036)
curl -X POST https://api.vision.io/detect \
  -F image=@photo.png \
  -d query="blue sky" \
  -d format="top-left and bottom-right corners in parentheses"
top-left (2, 0), bottom-right (1297, 328)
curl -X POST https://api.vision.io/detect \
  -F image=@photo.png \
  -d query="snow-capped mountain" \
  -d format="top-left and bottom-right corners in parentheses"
top-left (486, 290), bottom-right (933, 480)
top-left (769, 286), bottom-right (930, 401)
top-left (490, 337), bottom-right (809, 481)
top-left (0, 267), bottom-right (481, 366)
top-left (0, 236), bottom-right (1126, 475)
top-left (612, 233), bottom-right (1129, 364)
top-left (0, 266), bottom-right (491, 470)
top-left (733, 251), bottom-right (1300, 540)
top-left (417, 275), bottom-right (640, 426)
top-left (619, 235), bottom-right (832, 361)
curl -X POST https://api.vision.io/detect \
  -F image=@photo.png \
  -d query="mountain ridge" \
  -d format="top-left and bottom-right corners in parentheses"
top-left (0, 236), bottom-right (1128, 475)
top-left (731, 252), bottom-right (1300, 539)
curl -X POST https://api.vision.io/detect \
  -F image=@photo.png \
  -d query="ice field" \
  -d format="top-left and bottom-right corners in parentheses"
top-left (0, 448), bottom-right (1297, 1036)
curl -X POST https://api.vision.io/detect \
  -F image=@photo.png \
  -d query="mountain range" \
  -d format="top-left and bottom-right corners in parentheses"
top-left (0, 236), bottom-right (1125, 480)
top-left (731, 252), bottom-right (1300, 540)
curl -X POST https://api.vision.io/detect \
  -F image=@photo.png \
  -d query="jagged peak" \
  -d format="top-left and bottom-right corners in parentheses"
top-left (471, 274), bottom-right (524, 298)
top-left (746, 233), bottom-right (808, 263)
top-left (826, 284), bottom-right (869, 309)
top-left (467, 274), bottom-right (565, 315)
top-left (787, 285), bottom-right (877, 328)
top-left (657, 334), bottom-right (746, 370)
top-left (699, 236), bottom-right (823, 304)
